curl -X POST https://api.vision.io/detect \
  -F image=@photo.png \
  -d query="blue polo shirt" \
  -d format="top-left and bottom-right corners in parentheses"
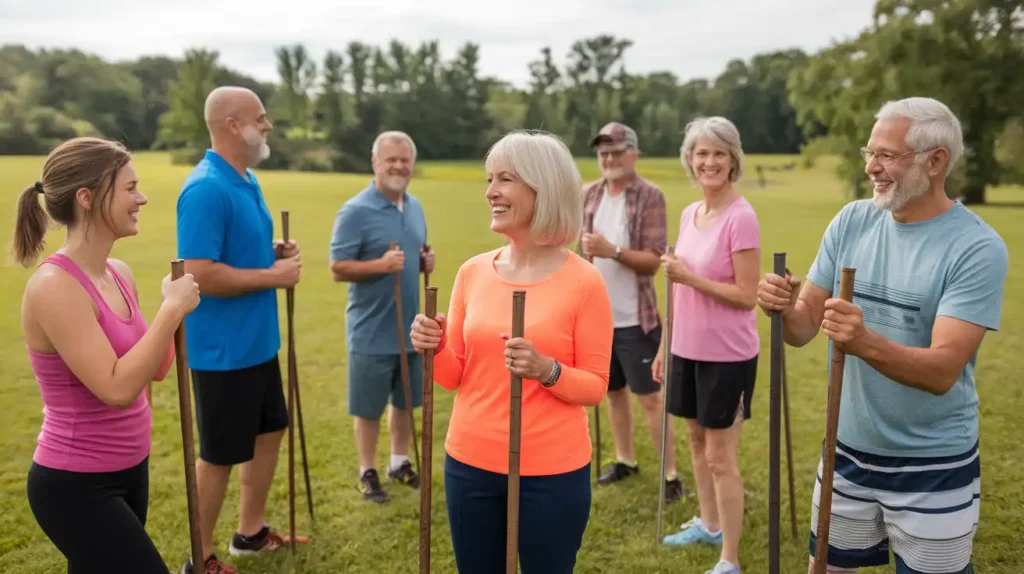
top-left (329, 180), bottom-right (427, 355)
top-left (175, 150), bottom-right (280, 372)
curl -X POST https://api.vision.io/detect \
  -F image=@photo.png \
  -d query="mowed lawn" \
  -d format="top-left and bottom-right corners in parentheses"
top-left (0, 151), bottom-right (1021, 574)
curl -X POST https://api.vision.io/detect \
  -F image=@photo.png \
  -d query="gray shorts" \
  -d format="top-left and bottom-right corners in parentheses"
top-left (347, 351), bottom-right (423, 420)
top-left (608, 325), bottom-right (662, 396)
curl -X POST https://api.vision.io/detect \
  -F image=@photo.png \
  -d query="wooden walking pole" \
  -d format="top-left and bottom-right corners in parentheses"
top-left (390, 242), bottom-right (421, 475)
top-left (814, 267), bottom-right (856, 573)
top-left (419, 286), bottom-right (438, 574)
top-left (421, 243), bottom-right (431, 288)
top-left (769, 253), bottom-right (786, 573)
top-left (783, 344), bottom-right (798, 540)
top-left (506, 290), bottom-right (526, 574)
top-left (281, 212), bottom-right (315, 547)
top-left (582, 246), bottom-right (602, 484)
top-left (282, 211), bottom-right (296, 552)
top-left (656, 265), bottom-right (674, 544)
top-left (171, 259), bottom-right (203, 571)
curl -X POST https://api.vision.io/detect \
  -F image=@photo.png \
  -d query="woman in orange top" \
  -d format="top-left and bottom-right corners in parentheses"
top-left (410, 130), bottom-right (614, 573)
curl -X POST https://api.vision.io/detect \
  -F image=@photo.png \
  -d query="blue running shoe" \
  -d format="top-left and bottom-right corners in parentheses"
top-left (662, 516), bottom-right (723, 547)
top-left (705, 559), bottom-right (740, 574)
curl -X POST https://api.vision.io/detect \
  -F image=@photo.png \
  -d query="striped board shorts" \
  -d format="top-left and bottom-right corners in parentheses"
top-left (808, 439), bottom-right (980, 573)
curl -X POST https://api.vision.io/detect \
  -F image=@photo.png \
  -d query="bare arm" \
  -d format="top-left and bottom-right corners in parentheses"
top-left (848, 316), bottom-right (987, 395)
top-left (781, 278), bottom-right (830, 347)
top-left (616, 249), bottom-right (662, 275)
top-left (183, 259), bottom-right (278, 297)
top-left (330, 258), bottom-right (386, 283)
top-left (28, 272), bottom-right (189, 409)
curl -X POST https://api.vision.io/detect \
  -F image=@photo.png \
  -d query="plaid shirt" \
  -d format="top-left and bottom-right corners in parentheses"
top-left (578, 173), bottom-right (667, 335)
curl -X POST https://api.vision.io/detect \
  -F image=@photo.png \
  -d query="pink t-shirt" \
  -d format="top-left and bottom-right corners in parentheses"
top-left (670, 196), bottom-right (760, 362)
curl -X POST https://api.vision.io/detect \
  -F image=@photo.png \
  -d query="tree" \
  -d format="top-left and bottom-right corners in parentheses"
top-left (158, 48), bottom-right (219, 160)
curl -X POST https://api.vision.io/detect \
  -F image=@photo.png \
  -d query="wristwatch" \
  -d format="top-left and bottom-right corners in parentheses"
top-left (613, 245), bottom-right (623, 261)
top-left (542, 360), bottom-right (562, 388)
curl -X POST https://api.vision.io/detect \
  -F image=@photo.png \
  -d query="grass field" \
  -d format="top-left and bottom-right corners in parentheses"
top-left (0, 150), bottom-right (1020, 574)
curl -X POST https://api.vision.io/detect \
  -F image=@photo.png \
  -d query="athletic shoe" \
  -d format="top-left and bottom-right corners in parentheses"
top-left (359, 468), bottom-right (389, 503)
top-left (663, 516), bottom-right (723, 547)
top-left (387, 460), bottom-right (420, 488)
top-left (597, 461), bottom-right (639, 484)
top-left (664, 476), bottom-right (687, 503)
top-left (228, 524), bottom-right (309, 556)
top-left (705, 559), bottom-right (741, 574)
top-left (178, 554), bottom-right (238, 574)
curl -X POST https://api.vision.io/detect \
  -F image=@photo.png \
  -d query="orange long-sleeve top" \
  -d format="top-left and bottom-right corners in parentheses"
top-left (432, 248), bottom-right (614, 476)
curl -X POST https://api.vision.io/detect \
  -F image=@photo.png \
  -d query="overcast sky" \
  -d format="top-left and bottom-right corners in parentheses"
top-left (1, 0), bottom-right (877, 87)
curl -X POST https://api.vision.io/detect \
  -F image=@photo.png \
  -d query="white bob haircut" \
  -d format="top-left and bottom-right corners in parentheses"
top-left (875, 97), bottom-right (964, 177)
top-left (680, 116), bottom-right (745, 185)
top-left (372, 130), bottom-right (417, 160)
top-left (484, 130), bottom-right (583, 247)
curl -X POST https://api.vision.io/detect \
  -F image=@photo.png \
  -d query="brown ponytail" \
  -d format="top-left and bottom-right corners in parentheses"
top-left (9, 137), bottom-right (131, 268)
top-left (12, 183), bottom-right (50, 267)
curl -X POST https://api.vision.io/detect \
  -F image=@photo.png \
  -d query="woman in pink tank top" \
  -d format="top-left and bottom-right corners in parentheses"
top-left (13, 137), bottom-right (200, 573)
top-left (652, 118), bottom-right (761, 574)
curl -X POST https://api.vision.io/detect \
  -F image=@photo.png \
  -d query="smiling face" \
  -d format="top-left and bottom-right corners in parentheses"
top-left (372, 138), bottom-right (415, 196)
top-left (226, 94), bottom-right (273, 166)
top-left (689, 137), bottom-right (733, 190)
top-left (77, 161), bottom-right (147, 239)
top-left (864, 117), bottom-right (932, 213)
top-left (485, 166), bottom-right (535, 239)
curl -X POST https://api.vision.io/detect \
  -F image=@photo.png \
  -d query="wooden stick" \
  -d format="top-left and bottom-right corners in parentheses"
top-left (582, 249), bottom-right (601, 484)
top-left (282, 211), bottom-right (296, 553)
top-left (769, 253), bottom-right (786, 573)
top-left (782, 344), bottom-right (797, 540)
top-left (390, 242), bottom-right (421, 476)
top-left (506, 290), bottom-right (526, 574)
top-left (422, 243), bottom-right (431, 288)
top-left (282, 211), bottom-right (315, 537)
top-left (419, 286), bottom-right (438, 574)
top-left (814, 267), bottom-right (856, 573)
top-left (171, 259), bottom-right (203, 571)
top-left (656, 263), bottom-right (674, 544)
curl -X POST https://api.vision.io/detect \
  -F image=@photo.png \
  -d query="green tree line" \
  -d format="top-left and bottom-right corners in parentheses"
top-left (1, 0), bottom-right (1021, 202)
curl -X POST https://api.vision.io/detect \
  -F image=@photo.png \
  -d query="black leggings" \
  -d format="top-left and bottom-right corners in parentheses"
top-left (26, 457), bottom-right (168, 573)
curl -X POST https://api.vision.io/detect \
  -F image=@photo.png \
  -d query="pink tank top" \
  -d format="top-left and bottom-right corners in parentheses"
top-left (29, 253), bottom-right (152, 473)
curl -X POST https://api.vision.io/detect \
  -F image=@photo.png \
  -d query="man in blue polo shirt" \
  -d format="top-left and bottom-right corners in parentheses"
top-left (329, 130), bottom-right (434, 503)
top-left (176, 86), bottom-right (306, 574)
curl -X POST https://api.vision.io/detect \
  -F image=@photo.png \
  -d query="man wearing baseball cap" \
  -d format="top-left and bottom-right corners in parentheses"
top-left (579, 122), bottom-right (685, 502)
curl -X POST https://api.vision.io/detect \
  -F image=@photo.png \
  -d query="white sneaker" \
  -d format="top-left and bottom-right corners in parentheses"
top-left (705, 559), bottom-right (741, 574)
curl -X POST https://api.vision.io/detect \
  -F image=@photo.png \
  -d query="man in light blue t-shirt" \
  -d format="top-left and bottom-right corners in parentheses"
top-left (329, 131), bottom-right (434, 504)
top-left (758, 97), bottom-right (1007, 574)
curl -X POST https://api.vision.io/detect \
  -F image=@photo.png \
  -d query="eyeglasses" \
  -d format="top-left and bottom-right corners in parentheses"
top-left (859, 147), bottom-right (938, 166)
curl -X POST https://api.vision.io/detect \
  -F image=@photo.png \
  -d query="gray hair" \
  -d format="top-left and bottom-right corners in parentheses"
top-left (484, 130), bottom-right (583, 247)
top-left (680, 116), bottom-right (745, 184)
top-left (372, 130), bottom-right (417, 160)
top-left (875, 97), bottom-right (963, 177)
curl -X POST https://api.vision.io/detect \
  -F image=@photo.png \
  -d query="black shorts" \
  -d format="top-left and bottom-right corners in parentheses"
top-left (192, 355), bottom-right (289, 466)
top-left (667, 354), bottom-right (758, 429)
top-left (608, 326), bottom-right (662, 396)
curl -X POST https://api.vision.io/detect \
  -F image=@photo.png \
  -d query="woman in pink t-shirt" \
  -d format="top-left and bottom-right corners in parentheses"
top-left (13, 137), bottom-right (200, 573)
top-left (652, 117), bottom-right (760, 574)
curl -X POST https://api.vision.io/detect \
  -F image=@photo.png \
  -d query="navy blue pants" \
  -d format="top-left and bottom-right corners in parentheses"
top-left (444, 453), bottom-right (591, 573)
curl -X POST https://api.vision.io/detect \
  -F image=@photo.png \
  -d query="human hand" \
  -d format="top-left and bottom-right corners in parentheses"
top-left (822, 298), bottom-right (867, 355)
top-left (757, 271), bottom-right (801, 317)
top-left (580, 232), bottom-right (615, 259)
top-left (502, 334), bottom-right (554, 381)
top-left (651, 349), bottom-right (665, 384)
top-left (410, 313), bottom-right (447, 354)
top-left (274, 239), bottom-right (299, 259)
top-left (379, 248), bottom-right (405, 274)
top-left (660, 253), bottom-right (693, 285)
top-left (270, 254), bottom-right (301, 288)
top-left (161, 273), bottom-right (201, 318)
top-left (420, 247), bottom-right (435, 274)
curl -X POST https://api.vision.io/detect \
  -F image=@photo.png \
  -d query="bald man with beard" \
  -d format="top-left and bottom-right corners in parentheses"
top-left (175, 86), bottom-right (308, 574)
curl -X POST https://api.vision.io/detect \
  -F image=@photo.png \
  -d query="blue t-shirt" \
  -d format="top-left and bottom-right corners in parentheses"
top-left (806, 199), bottom-right (1008, 458)
top-left (176, 150), bottom-right (280, 371)
top-left (329, 181), bottom-right (427, 355)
